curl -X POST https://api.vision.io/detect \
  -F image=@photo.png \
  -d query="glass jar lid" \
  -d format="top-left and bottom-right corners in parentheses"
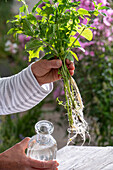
top-left (35, 120), bottom-right (54, 135)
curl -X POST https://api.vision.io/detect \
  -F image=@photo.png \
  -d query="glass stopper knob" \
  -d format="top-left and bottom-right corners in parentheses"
top-left (35, 120), bottom-right (54, 135)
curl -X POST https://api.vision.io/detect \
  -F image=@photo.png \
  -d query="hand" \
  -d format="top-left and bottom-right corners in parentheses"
top-left (0, 137), bottom-right (59, 170)
top-left (31, 59), bottom-right (75, 85)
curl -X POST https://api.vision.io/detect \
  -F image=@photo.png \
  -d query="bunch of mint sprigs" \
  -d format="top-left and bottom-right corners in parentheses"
top-left (7, 0), bottom-right (109, 145)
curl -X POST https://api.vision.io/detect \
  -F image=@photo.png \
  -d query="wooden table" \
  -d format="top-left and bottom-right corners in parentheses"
top-left (57, 146), bottom-right (113, 170)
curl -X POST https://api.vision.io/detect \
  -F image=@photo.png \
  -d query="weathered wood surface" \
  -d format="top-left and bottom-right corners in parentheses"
top-left (57, 146), bottom-right (113, 170)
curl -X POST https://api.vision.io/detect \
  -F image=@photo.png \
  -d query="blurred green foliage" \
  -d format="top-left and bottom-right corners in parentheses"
top-left (0, 0), bottom-right (28, 75)
top-left (0, 102), bottom-right (43, 153)
top-left (75, 51), bottom-right (113, 146)
top-left (0, 0), bottom-right (13, 60)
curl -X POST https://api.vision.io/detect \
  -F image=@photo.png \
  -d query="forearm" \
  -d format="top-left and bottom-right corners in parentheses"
top-left (0, 64), bottom-right (53, 115)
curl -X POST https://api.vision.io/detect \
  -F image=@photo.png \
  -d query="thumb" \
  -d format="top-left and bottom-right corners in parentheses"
top-left (19, 137), bottom-right (31, 152)
top-left (47, 59), bottom-right (62, 69)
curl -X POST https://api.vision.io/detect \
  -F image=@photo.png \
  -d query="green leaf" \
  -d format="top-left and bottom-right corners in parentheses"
top-left (97, 3), bottom-right (102, 9)
top-left (7, 28), bottom-right (15, 35)
top-left (93, 10), bottom-right (99, 16)
top-left (27, 14), bottom-right (37, 25)
top-left (98, 6), bottom-right (110, 10)
top-left (15, 30), bottom-right (23, 34)
top-left (77, 27), bottom-right (93, 41)
top-left (92, 0), bottom-right (97, 8)
top-left (28, 46), bottom-right (43, 61)
top-left (89, 26), bottom-right (96, 30)
top-left (56, 97), bottom-right (64, 106)
top-left (23, 19), bottom-right (31, 31)
top-left (43, 54), bottom-right (54, 60)
top-left (18, 0), bottom-right (29, 14)
top-left (100, 12), bottom-right (107, 16)
top-left (70, 50), bottom-right (79, 61)
top-left (68, 37), bottom-right (80, 47)
top-left (77, 8), bottom-right (90, 16)
top-left (7, 28), bottom-right (23, 35)
top-left (57, 0), bottom-right (63, 3)
top-left (14, 15), bottom-right (20, 19)
top-left (46, 26), bottom-right (53, 37)
top-left (32, 0), bottom-right (42, 13)
top-left (42, 7), bottom-right (54, 16)
top-left (43, 0), bottom-right (50, 2)
top-left (7, 20), bottom-right (10, 24)
top-left (66, 20), bottom-right (73, 30)
top-left (19, 5), bottom-right (26, 13)
top-left (25, 39), bottom-right (43, 51)
top-left (22, 19), bottom-right (33, 36)
top-left (36, 7), bottom-right (42, 14)
top-left (70, 31), bottom-right (76, 36)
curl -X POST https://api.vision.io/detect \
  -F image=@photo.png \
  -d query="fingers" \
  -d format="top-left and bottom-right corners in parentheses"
top-left (18, 137), bottom-right (31, 152)
top-left (69, 70), bottom-right (74, 76)
top-left (47, 60), bottom-right (62, 69)
top-left (65, 59), bottom-right (75, 76)
top-left (66, 58), bottom-right (73, 64)
top-left (29, 159), bottom-right (59, 169)
top-left (48, 58), bottom-right (75, 77)
top-left (68, 62), bottom-right (75, 70)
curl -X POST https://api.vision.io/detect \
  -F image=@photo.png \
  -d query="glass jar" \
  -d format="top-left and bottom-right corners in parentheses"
top-left (27, 120), bottom-right (57, 161)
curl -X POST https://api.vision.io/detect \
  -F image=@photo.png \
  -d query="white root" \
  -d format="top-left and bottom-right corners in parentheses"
top-left (67, 77), bottom-right (90, 145)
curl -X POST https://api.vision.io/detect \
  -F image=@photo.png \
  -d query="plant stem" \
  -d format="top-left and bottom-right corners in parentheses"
top-left (59, 57), bottom-right (75, 127)
top-left (38, 38), bottom-right (58, 55)
top-left (69, 27), bottom-right (86, 50)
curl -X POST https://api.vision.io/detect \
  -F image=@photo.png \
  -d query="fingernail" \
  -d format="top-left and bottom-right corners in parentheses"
top-left (55, 162), bottom-right (59, 166)
top-left (53, 161), bottom-right (59, 166)
top-left (57, 163), bottom-right (59, 166)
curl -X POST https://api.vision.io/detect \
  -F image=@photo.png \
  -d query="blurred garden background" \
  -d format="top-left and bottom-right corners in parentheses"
top-left (0, 0), bottom-right (113, 153)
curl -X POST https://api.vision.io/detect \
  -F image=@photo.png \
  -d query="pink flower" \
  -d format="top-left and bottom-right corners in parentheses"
top-left (53, 86), bottom-right (61, 99)
top-left (85, 50), bottom-right (89, 55)
top-left (80, 41), bottom-right (95, 48)
top-left (18, 34), bottom-right (31, 42)
top-left (18, 34), bottom-right (26, 43)
top-left (103, 17), bottom-right (111, 26)
top-left (18, 34), bottom-right (31, 49)
top-left (79, 0), bottom-right (94, 10)
top-left (107, 9), bottom-right (113, 16)
top-left (102, 47), bottom-right (105, 52)
top-left (105, 29), bottom-right (111, 37)
top-left (79, 55), bottom-right (84, 60)
top-left (61, 90), bottom-right (65, 95)
top-left (97, 0), bottom-right (107, 6)
top-left (105, 56), bottom-right (108, 60)
top-left (26, 36), bottom-right (31, 41)
top-left (98, 24), bottom-right (104, 30)
top-left (108, 37), bottom-right (113, 42)
top-left (90, 51), bottom-right (95, 56)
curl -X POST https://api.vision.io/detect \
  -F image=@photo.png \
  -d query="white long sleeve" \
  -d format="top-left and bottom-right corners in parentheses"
top-left (0, 64), bottom-right (53, 115)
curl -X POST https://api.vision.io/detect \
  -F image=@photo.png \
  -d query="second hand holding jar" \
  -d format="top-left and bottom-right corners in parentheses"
top-left (27, 120), bottom-right (57, 161)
